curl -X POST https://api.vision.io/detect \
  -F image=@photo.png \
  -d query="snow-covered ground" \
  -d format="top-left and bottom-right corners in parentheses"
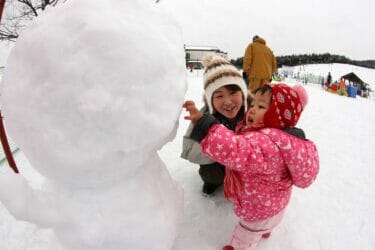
top-left (287, 63), bottom-right (375, 88)
top-left (280, 63), bottom-right (375, 101)
top-left (1, 64), bottom-right (375, 250)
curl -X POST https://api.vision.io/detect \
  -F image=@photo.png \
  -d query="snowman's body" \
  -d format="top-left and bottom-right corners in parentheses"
top-left (0, 0), bottom-right (185, 249)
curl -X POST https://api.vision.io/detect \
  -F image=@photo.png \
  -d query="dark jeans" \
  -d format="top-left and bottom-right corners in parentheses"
top-left (199, 163), bottom-right (225, 186)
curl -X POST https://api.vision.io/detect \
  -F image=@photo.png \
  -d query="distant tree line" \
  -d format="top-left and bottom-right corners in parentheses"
top-left (230, 53), bottom-right (375, 69)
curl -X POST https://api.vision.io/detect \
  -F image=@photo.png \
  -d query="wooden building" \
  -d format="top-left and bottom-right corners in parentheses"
top-left (340, 72), bottom-right (371, 97)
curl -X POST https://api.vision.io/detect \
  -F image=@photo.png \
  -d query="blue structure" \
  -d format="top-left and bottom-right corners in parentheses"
top-left (347, 85), bottom-right (357, 98)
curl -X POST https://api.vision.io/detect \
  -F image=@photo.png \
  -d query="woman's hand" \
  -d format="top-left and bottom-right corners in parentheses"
top-left (183, 100), bottom-right (203, 124)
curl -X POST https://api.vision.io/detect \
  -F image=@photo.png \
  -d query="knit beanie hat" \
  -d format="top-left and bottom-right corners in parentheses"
top-left (202, 54), bottom-right (248, 114)
top-left (263, 83), bottom-right (308, 128)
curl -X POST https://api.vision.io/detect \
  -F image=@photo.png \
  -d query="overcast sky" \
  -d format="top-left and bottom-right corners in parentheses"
top-left (163, 0), bottom-right (375, 60)
top-left (1, 0), bottom-right (374, 65)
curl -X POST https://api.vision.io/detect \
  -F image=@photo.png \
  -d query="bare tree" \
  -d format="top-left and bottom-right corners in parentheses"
top-left (0, 0), bottom-right (66, 42)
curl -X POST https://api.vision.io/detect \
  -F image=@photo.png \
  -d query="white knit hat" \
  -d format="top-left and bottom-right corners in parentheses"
top-left (202, 54), bottom-right (248, 114)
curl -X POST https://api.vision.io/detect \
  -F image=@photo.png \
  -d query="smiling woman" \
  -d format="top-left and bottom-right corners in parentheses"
top-left (212, 85), bottom-right (244, 120)
top-left (181, 54), bottom-right (249, 195)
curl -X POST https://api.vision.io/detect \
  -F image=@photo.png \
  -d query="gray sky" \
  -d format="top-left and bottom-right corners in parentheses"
top-left (1, 0), bottom-right (374, 65)
top-left (164, 0), bottom-right (375, 60)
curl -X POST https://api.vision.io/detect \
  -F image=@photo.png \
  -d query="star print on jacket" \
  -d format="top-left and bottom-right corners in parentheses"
top-left (201, 125), bottom-right (319, 222)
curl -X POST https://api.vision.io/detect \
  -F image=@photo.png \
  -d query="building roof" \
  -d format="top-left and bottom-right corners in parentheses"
top-left (341, 72), bottom-right (373, 92)
top-left (341, 72), bottom-right (367, 85)
top-left (184, 45), bottom-right (220, 51)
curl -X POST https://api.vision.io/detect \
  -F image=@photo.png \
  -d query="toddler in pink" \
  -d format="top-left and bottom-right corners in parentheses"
top-left (183, 83), bottom-right (319, 250)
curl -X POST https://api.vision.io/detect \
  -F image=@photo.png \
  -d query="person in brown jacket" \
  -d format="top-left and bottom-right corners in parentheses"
top-left (243, 35), bottom-right (277, 93)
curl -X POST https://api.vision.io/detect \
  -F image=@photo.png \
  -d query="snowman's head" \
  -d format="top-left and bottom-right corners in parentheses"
top-left (1, 0), bottom-right (186, 188)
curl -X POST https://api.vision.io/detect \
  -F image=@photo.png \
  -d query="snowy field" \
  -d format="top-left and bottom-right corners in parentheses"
top-left (1, 63), bottom-right (375, 250)
top-left (285, 63), bottom-right (375, 99)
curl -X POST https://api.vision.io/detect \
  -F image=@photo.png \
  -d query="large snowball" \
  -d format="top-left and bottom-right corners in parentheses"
top-left (1, 0), bottom-right (187, 188)
top-left (0, 0), bottom-right (185, 249)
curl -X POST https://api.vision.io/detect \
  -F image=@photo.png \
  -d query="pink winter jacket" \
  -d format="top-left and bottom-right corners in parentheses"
top-left (200, 124), bottom-right (319, 222)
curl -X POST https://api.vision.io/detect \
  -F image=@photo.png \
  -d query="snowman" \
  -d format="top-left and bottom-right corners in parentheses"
top-left (0, 0), bottom-right (185, 249)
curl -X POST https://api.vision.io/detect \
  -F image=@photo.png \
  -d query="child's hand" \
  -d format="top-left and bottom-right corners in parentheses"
top-left (183, 100), bottom-right (203, 124)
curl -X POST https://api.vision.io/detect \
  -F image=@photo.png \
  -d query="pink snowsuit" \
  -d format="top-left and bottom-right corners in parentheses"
top-left (200, 124), bottom-right (319, 249)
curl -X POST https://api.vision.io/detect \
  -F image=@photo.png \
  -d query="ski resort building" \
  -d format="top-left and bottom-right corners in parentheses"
top-left (184, 45), bottom-right (227, 69)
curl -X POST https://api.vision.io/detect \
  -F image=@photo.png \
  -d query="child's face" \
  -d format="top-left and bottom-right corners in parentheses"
top-left (212, 86), bottom-right (244, 120)
top-left (246, 90), bottom-right (272, 126)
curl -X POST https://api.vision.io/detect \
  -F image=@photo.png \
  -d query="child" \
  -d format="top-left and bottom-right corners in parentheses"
top-left (183, 83), bottom-right (319, 250)
top-left (181, 54), bottom-right (249, 195)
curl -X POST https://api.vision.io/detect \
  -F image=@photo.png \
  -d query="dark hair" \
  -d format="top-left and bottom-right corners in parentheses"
top-left (223, 84), bottom-right (251, 109)
top-left (253, 35), bottom-right (260, 41)
top-left (254, 84), bottom-right (272, 95)
top-left (222, 84), bottom-right (242, 92)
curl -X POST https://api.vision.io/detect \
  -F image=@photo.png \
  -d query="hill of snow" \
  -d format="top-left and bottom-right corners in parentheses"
top-left (284, 63), bottom-right (375, 93)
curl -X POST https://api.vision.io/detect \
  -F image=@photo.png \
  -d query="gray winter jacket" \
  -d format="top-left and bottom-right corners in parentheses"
top-left (181, 122), bottom-right (215, 165)
top-left (181, 106), bottom-right (244, 165)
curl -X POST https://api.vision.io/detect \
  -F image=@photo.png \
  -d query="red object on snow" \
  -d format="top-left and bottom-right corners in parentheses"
top-left (222, 246), bottom-right (235, 250)
top-left (331, 84), bottom-right (338, 91)
top-left (0, 111), bottom-right (19, 173)
top-left (0, 0), bottom-right (20, 174)
top-left (0, 0), bottom-right (5, 22)
top-left (262, 232), bottom-right (271, 238)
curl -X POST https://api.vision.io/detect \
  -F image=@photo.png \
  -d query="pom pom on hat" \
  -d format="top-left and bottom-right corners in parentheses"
top-left (292, 84), bottom-right (308, 108)
top-left (263, 83), bottom-right (308, 128)
top-left (202, 54), bottom-right (248, 114)
top-left (202, 53), bottom-right (217, 68)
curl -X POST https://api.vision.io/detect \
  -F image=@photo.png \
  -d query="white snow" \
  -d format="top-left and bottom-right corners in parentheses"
top-left (0, 1), bottom-right (375, 250)
top-left (286, 63), bottom-right (375, 90)
top-left (1, 65), bottom-right (375, 249)
top-left (0, 0), bottom-right (186, 249)
top-left (163, 70), bottom-right (375, 250)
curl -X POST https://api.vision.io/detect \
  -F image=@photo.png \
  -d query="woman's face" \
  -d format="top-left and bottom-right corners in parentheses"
top-left (245, 90), bottom-right (272, 126)
top-left (212, 86), bottom-right (244, 120)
